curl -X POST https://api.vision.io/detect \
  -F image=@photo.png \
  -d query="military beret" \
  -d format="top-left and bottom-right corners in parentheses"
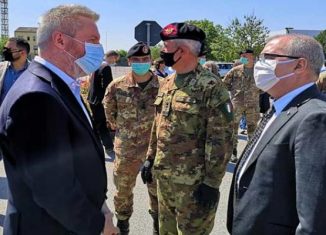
top-left (160, 22), bottom-right (206, 42)
top-left (127, 42), bottom-right (151, 58)
top-left (239, 49), bottom-right (254, 55)
top-left (105, 50), bottom-right (119, 57)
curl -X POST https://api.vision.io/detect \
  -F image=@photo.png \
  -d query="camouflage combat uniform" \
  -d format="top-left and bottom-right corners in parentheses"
top-left (223, 64), bottom-right (260, 141)
top-left (146, 65), bottom-right (233, 235)
top-left (103, 71), bottom-right (159, 221)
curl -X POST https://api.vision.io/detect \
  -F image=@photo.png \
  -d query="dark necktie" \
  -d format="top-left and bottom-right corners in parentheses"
top-left (235, 106), bottom-right (275, 193)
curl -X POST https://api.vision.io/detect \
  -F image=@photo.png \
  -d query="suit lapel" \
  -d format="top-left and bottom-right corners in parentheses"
top-left (241, 84), bottom-right (320, 174)
top-left (28, 61), bottom-right (104, 155)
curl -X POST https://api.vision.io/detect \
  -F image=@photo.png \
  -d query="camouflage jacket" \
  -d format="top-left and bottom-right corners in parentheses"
top-left (103, 71), bottom-right (160, 153)
top-left (223, 64), bottom-right (260, 108)
top-left (146, 65), bottom-right (233, 188)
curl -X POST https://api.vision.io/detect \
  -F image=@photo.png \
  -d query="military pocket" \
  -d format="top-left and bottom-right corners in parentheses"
top-left (173, 96), bottom-right (200, 114)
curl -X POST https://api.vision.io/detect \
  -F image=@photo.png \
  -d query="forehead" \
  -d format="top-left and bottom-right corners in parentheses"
top-left (262, 37), bottom-right (287, 54)
top-left (163, 40), bottom-right (177, 48)
top-left (129, 55), bottom-right (151, 61)
top-left (74, 16), bottom-right (100, 41)
top-left (5, 40), bottom-right (17, 48)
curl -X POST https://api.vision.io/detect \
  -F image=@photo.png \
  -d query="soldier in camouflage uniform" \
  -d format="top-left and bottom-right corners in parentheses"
top-left (223, 49), bottom-right (260, 162)
top-left (141, 22), bottom-right (233, 235)
top-left (103, 42), bottom-right (160, 235)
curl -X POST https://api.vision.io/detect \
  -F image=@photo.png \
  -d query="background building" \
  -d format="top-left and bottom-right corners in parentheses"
top-left (14, 27), bottom-right (37, 58)
top-left (269, 28), bottom-right (322, 38)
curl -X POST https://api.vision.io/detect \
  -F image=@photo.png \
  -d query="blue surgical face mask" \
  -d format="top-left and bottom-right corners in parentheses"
top-left (199, 58), bottom-right (206, 65)
top-left (131, 62), bottom-right (151, 75)
top-left (64, 35), bottom-right (104, 75)
top-left (239, 57), bottom-right (249, 65)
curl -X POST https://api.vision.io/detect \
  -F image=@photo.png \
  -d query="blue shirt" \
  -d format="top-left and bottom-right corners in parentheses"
top-left (273, 82), bottom-right (314, 116)
top-left (34, 56), bottom-right (92, 126)
top-left (0, 61), bottom-right (29, 103)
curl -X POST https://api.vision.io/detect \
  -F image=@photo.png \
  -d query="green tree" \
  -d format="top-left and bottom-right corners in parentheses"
top-left (0, 36), bottom-right (8, 57)
top-left (116, 49), bottom-right (128, 66)
top-left (150, 44), bottom-right (163, 61)
top-left (315, 30), bottom-right (326, 54)
top-left (227, 14), bottom-right (270, 56)
top-left (186, 19), bottom-right (222, 60)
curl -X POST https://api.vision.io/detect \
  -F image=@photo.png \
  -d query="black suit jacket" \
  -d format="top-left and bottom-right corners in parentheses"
top-left (87, 64), bottom-right (113, 105)
top-left (227, 85), bottom-right (326, 235)
top-left (0, 61), bottom-right (107, 235)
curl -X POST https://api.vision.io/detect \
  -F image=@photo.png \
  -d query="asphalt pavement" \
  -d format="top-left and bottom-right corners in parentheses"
top-left (0, 131), bottom-right (248, 235)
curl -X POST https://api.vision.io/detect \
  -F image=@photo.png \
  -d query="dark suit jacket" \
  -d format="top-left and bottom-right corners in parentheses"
top-left (227, 85), bottom-right (326, 235)
top-left (87, 64), bottom-right (113, 105)
top-left (0, 61), bottom-right (107, 235)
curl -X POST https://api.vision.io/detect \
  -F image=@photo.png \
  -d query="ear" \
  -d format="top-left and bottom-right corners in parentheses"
top-left (127, 58), bottom-right (131, 66)
top-left (294, 58), bottom-right (307, 74)
top-left (52, 31), bottom-right (66, 49)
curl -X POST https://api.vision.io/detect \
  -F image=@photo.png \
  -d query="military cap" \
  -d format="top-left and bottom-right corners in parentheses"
top-left (127, 42), bottom-right (151, 58)
top-left (105, 50), bottom-right (119, 57)
top-left (160, 22), bottom-right (206, 42)
top-left (239, 49), bottom-right (254, 55)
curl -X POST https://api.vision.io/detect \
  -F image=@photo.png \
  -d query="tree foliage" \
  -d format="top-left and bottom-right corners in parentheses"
top-left (227, 14), bottom-right (269, 56)
top-left (117, 14), bottom-right (269, 63)
top-left (315, 30), bottom-right (326, 54)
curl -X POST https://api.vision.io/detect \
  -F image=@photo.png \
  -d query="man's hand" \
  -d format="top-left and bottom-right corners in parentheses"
top-left (141, 159), bottom-right (154, 184)
top-left (193, 183), bottom-right (220, 209)
top-left (102, 212), bottom-right (119, 235)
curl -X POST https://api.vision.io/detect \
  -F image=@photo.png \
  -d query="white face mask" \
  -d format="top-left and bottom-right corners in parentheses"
top-left (254, 59), bottom-right (296, 92)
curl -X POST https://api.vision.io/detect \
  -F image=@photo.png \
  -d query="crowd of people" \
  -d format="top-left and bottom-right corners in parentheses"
top-left (0, 3), bottom-right (325, 235)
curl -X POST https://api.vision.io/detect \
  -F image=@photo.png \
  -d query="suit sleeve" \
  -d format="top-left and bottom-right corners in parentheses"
top-left (295, 111), bottom-right (326, 234)
top-left (7, 93), bottom-right (104, 235)
top-left (203, 84), bottom-right (234, 188)
top-left (103, 81), bottom-right (117, 130)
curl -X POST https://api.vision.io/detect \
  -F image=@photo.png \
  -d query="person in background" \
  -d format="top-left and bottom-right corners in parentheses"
top-left (141, 22), bottom-right (233, 235)
top-left (223, 49), bottom-right (260, 163)
top-left (87, 52), bottom-right (115, 154)
top-left (0, 4), bottom-right (119, 235)
top-left (0, 37), bottom-right (30, 105)
top-left (316, 62), bottom-right (326, 93)
top-left (203, 60), bottom-right (221, 79)
top-left (103, 42), bottom-right (160, 235)
top-left (105, 50), bottom-right (120, 66)
top-left (228, 33), bottom-right (326, 235)
top-left (154, 58), bottom-right (168, 78)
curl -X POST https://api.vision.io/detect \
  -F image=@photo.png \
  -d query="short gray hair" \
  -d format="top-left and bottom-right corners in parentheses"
top-left (268, 34), bottom-right (324, 76)
top-left (37, 4), bottom-right (99, 49)
top-left (172, 39), bottom-right (202, 56)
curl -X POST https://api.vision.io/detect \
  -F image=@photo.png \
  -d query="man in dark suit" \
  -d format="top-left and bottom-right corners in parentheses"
top-left (227, 34), bottom-right (326, 235)
top-left (0, 4), bottom-right (118, 235)
top-left (87, 58), bottom-right (114, 154)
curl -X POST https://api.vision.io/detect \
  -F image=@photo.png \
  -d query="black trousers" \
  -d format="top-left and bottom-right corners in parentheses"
top-left (89, 103), bottom-right (114, 149)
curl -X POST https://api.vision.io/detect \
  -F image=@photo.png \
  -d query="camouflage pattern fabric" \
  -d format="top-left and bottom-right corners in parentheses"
top-left (223, 64), bottom-right (260, 141)
top-left (157, 177), bottom-right (217, 235)
top-left (103, 71), bottom-right (160, 220)
top-left (146, 65), bottom-right (233, 233)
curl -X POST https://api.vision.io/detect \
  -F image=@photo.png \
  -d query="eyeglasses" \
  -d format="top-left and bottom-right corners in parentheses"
top-left (259, 53), bottom-right (300, 63)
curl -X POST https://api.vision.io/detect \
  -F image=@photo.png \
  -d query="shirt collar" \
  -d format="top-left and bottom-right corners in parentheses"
top-left (273, 82), bottom-right (314, 116)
